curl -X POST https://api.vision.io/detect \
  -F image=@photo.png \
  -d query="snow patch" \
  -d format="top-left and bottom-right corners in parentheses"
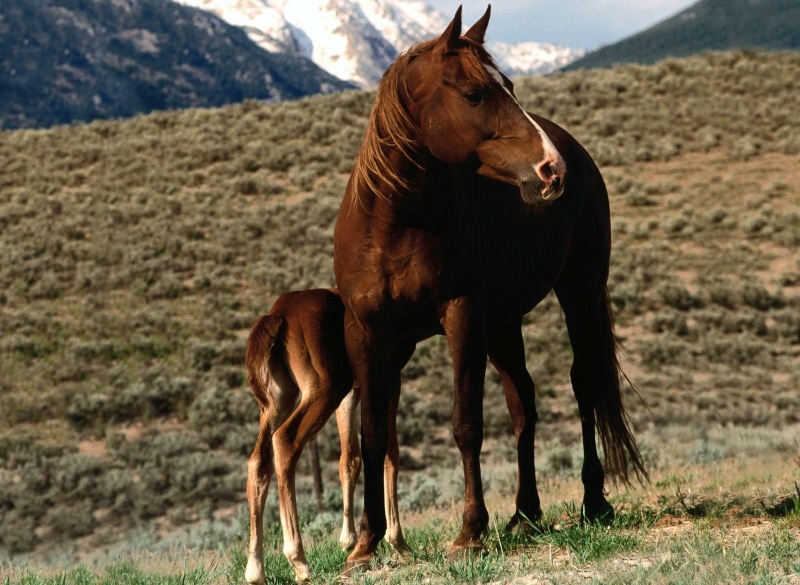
top-left (173, 0), bottom-right (585, 88)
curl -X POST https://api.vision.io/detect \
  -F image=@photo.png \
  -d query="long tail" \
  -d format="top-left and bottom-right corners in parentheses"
top-left (245, 315), bottom-right (285, 410)
top-left (595, 287), bottom-right (648, 485)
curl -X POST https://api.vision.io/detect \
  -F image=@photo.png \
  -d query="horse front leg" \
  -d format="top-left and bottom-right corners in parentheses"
top-left (343, 315), bottom-right (394, 572)
top-left (440, 297), bottom-right (489, 558)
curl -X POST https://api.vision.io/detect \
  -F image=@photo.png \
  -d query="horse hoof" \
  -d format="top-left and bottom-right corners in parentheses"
top-left (244, 558), bottom-right (265, 585)
top-left (505, 509), bottom-right (543, 533)
top-left (447, 540), bottom-right (485, 561)
top-left (582, 497), bottom-right (615, 525)
top-left (342, 553), bottom-right (373, 575)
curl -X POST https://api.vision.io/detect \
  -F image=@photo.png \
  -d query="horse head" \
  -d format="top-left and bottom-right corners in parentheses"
top-left (402, 5), bottom-right (567, 206)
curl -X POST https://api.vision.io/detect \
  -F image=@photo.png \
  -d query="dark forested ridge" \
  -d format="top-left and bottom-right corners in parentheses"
top-left (0, 0), bottom-right (353, 129)
top-left (564, 0), bottom-right (800, 70)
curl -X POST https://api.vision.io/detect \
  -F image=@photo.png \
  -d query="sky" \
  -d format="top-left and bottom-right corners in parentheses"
top-left (427, 0), bottom-right (699, 50)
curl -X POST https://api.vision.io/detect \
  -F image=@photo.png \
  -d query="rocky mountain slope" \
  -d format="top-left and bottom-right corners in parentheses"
top-left (564, 0), bottom-right (800, 70)
top-left (0, 0), bottom-right (352, 129)
top-left (174, 0), bottom-right (584, 87)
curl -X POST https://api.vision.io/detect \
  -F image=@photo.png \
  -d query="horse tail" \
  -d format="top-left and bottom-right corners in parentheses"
top-left (595, 287), bottom-right (648, 485)
top-left (245, 315), bottom-right (285, 411)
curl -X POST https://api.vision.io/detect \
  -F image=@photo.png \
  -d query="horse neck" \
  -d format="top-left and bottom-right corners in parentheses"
top-left (350, 145), bottom-right (462, 226)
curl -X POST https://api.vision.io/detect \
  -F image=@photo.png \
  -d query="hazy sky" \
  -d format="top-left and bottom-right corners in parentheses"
top-left (427, 0), bottom-right (698, 50)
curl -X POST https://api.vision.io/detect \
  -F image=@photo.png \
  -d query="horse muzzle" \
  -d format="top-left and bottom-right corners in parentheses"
top-left (519, 173), bottom-right (564, 207)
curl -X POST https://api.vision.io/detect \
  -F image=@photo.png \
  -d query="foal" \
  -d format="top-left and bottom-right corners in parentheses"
top-left (244, 289), bottom-right (409, 584)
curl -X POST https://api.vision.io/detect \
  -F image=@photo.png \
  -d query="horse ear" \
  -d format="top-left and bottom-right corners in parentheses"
top-left (465, 5), bottom-right (491, 44)
top-left (435, 5), bottom-right (462, 50)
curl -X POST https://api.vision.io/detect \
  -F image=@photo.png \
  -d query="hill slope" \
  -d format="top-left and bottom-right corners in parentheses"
top-left (0, 0), bottom-right (352, 129)
top-left (0, 51), bottom-right (799, 555)
top-left (175, 0), bottom-right (584, 87)
top-left (564, 0), bottom-right (800, 70)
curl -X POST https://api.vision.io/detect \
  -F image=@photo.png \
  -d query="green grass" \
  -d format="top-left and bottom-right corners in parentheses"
top-left (5, 509), bottom-right (798, 585)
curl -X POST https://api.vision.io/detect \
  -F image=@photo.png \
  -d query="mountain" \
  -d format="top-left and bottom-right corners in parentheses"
top-left (174, 0), bottom-right (585, 87)
top-left (564, 0), bottom-right (800, 71)
top-left (0, 0), bottom-right (352, 129)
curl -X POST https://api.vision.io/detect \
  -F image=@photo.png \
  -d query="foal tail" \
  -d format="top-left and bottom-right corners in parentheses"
top-left (245, 315), bottom-right (285, 410)
top-left (595, 288), bottom-right (648, 485)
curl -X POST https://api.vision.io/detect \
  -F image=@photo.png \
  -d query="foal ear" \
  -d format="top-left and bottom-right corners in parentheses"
top-left (465, 5), bottom-right (491, 44)
top-left (435, 5), bottom-right (462, 50)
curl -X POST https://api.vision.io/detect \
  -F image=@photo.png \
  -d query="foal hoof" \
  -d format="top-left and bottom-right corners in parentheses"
top-left (244, 558), bottom-right (265, 585)
top-left (292, 565), bottom-right (311, 583)
top-left (388, 535), bottom-right (413, 559)
top-left (338, 532), bottom-right (357, 551)
top-left (505, 509), bottom-right (543, 533)
top-left (582, 496), bottom-right (615, 525)
top-left (447, 539), bottom-right (485, 561)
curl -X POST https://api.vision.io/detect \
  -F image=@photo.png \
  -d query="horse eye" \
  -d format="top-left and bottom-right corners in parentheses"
top-left (464, 90), bottom-right (484, 105)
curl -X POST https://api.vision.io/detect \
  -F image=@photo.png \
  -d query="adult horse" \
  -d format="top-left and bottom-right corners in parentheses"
top-left (333, 6), bottom-right (646, 569)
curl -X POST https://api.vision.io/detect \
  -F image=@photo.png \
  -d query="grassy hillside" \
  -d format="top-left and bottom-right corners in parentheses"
top-left (564, 0), bottom-right (800, 71)
top-left (0, 0), bottom-right (352, 130)
top-left (0, 50), bottom-right (799, 560)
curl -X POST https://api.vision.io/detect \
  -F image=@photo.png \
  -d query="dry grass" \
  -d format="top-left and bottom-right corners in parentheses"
top-left (0, 50), bottom-right (798, 559)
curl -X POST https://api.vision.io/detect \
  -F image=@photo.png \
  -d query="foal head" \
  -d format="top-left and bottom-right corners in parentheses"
top-left (357, 6), bottom-right (566, 207)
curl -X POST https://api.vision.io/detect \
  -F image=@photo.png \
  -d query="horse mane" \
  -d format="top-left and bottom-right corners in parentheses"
top-left (352, 38), bottom-right (500, 201)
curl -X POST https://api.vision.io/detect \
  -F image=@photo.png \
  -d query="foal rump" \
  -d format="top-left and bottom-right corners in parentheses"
top-left (245, 314), bottom-right (286, 410)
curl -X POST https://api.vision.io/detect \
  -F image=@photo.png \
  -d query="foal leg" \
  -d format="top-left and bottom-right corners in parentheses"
top-left (441, 298), bottom-right (490, 558)
top-left (335, 390), bottom-right (361, 550)
top-left (246, 378), bottom-right (297, 585)
top-left (487, 319), bottom-right (543, 530)
top-left (273, 385), bottom-right (346, 582)
top-left (384, 340), bottom-right (416, 556)
top-left (245, 408), bottom-right (275, 585)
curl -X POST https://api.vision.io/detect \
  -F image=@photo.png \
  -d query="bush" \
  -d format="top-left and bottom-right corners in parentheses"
top-left (741, 282), bottom-right (782, 311)
top-left (657, 282), bottom-right (701, 311)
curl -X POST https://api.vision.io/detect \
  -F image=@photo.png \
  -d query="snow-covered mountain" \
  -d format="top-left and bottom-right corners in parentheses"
top-left (174, 0), bottom-right (585, 88)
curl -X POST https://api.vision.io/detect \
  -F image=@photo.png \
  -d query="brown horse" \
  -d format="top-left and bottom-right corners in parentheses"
top-left (333, 6), bottom-right (647, 570)
top-left (244, 289), bottom-right (411, 584)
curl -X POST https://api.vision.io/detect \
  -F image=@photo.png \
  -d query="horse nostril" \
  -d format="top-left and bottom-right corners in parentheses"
top-left (549, 163), bottom-right (558, 180)
top-left (537, 161), bottom-right (555, 183)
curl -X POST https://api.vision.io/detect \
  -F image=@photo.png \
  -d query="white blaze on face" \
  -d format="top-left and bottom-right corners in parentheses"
top-left (484, 64), bottom-right (562, 169)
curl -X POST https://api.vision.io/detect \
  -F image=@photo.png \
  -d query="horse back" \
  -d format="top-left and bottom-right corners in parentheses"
top-left (247, 289), bottom-right (352, 410)
top-left (268, 289), bottom-right (353, 393)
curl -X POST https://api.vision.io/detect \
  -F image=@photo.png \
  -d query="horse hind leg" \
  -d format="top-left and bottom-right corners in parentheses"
top-left (559, 295), bottom-right (614, 522)
top-left (487, 319), bottom-right (543, 531)
top-left (555, 283), bottom-right (646, 523)
top-left (335, 389), bottom-right (361, 551)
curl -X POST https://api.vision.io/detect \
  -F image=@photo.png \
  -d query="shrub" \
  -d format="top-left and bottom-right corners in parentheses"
top-left (657, 282), bottom-right (701, 311)
top-left (741, 282), bottom-right (782, 311)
